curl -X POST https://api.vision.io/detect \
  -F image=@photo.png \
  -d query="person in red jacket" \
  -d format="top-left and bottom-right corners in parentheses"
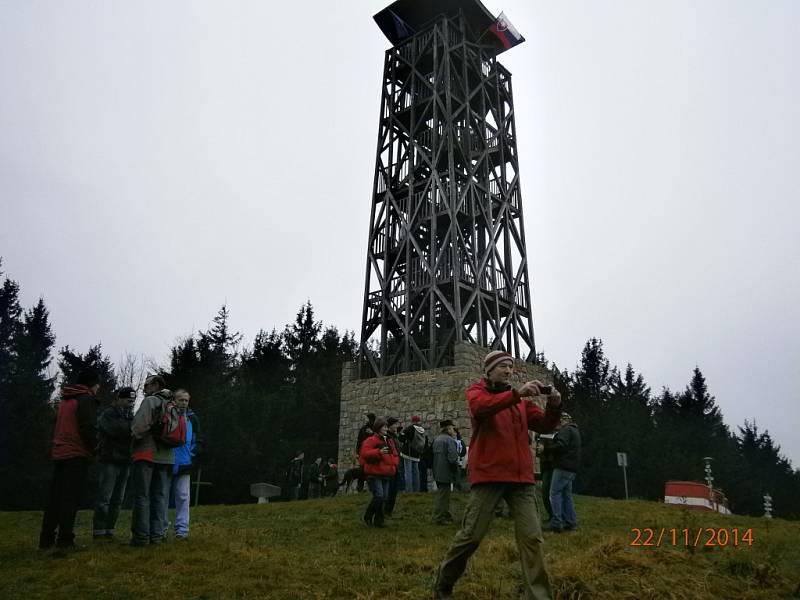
top-left (38, 369), bottom-right (101, 550)
top-left (358, 417), bottom-right (397, 527)
top-left (433, 350), bottom-right (562, 600)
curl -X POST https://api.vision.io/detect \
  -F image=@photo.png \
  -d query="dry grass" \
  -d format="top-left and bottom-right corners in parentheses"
top-left (1, 493), bottom-right (798, 599)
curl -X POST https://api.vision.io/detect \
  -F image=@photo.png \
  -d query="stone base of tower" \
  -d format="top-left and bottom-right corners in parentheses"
top-left (337, 342), bottom-right (553, 472)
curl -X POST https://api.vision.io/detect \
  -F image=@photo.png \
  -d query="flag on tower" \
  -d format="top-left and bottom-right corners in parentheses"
top-left (488, 12), bottom-right (524, 50)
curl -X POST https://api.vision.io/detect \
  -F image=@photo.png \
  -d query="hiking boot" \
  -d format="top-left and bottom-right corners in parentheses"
top-left (432, 580), bottom-right (453, 599)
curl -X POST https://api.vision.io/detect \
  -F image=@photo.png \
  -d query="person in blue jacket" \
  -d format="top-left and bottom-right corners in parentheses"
top-left (169, 389), bottom-right (202, 539)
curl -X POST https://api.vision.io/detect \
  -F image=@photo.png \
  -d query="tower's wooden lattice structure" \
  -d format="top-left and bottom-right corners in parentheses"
top-left (360, 0), bottom-right (536, 377)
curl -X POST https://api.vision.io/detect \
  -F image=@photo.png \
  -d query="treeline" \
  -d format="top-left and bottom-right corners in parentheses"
top-left (548, 338), bottom-right (800, 518)
top-left (1, 259), bottom-right (799, 517)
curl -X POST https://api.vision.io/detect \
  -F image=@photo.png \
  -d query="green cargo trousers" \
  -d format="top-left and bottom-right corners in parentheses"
top-left (434, 482), bottom-right (553, 600)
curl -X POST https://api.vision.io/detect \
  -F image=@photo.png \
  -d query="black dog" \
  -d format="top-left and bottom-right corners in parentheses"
top-left (337, 466), bottom-right (363, 494)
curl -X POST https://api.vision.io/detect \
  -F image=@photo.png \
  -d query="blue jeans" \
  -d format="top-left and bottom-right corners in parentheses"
top-left (130, 461), bottom-right (172, 545)
top-left (549, 468), bottom-right (577, 530)
top-left (368, 477), bottom-right (391, 499)
top-left (171, 473), bottom-right (191, 537)
top-left (402, 458), bottom-right (420, 492)
top-left (364, 477), bottom-right (391, 526)
top-left (93, 462), bottom-right (130, 536)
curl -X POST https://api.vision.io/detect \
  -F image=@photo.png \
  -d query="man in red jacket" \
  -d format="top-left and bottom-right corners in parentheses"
top-left (38, 369), bottom-right (101, 550)
top-left (433, 350), bottom-right (562, 600)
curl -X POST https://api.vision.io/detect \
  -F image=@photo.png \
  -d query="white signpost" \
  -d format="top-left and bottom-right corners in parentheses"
top-left (617, 452), bottom-right (629, 500)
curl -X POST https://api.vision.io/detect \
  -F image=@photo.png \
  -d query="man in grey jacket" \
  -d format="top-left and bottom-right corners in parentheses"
top-left (548, 413), bottom-right (580, 532)
top-left (129, 375), bottom-right (176, 546)
top-left (432, 420), bottom-right (460, 524)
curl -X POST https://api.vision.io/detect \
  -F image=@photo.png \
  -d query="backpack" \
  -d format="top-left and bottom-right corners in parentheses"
top-left (151, 398), bottom-right (187, 448)
top-left (411, 426), bottom-right (426, 455)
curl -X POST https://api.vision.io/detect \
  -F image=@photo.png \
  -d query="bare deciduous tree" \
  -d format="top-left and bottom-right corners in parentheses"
top-left (116, 352), bottom-right (155, 393)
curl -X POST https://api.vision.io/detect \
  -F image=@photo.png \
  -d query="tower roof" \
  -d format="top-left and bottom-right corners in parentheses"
top-left (374, 0), bottom-right (519, 55)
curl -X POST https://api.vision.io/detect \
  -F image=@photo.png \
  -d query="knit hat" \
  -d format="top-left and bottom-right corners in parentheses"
top-left (387, 417), bottom-right (399, 427)
top-left (484, 350), bottom-right (513, 375)
top-left (116, 387), bottom-right (136, 400)
top-left (411, 415), bottom-right (421, 423)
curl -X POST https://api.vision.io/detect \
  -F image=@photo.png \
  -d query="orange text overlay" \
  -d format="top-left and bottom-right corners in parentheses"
top-left (629, 527), bottom-right (754, 548)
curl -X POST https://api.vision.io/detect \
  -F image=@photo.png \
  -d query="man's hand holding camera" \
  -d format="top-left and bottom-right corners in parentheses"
top-left (516, 379), bottom-right (561, 408)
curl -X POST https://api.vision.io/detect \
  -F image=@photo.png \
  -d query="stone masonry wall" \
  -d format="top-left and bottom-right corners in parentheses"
top-left (338, 342), bottom-right (552, 471)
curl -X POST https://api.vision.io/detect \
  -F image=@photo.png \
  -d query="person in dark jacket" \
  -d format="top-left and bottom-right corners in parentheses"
top-left (537, 434), bottom-right (556, 524)
top-left (548, 413), bottom-right (580, 532)
top-left (354, 413), bottom-right (376, 492)
top-left (92, 386), bottom-right (135, 539)
top-left (432, 420), bottom-right (459, 524)
top-left (433, 350), bottom-right (561, 600)
top-left (169, 389), bottom-right (201, 539)
top-left (321, 458), bottom-right (338, 497)
top-left (358, 418), bottom-right (397, 527)
top-left (453, 427), bottom-right (468, 492)
top-left (399, 415), bottom-right (427, 492)
top-left (307, 457), bottom-right (323, 499)
top-left (38, 369), bottom-right (101, 550)
top-left (286, 450), bottom-right (304, 501)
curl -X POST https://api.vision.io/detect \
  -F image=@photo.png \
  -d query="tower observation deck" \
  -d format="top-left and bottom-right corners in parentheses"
top-left (359, 0), bottom-right (536, 377)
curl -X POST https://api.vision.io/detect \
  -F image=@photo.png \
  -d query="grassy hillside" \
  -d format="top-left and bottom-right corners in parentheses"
top-left (1, 492), bottom-right (798, 599)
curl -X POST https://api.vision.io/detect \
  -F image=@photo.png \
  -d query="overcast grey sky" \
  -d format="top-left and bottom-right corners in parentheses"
top-left (1, 1), bottom-right (798, 466)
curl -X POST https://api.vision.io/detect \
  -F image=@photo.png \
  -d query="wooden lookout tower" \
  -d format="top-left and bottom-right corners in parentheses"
top-left (359, 0), bottom-right (537, 377)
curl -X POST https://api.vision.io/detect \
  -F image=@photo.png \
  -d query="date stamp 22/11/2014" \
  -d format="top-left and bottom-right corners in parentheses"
top-left (629, 527), bottom-right (754, 548)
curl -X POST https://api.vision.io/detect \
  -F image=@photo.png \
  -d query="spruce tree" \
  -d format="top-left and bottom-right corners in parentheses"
top-left (0, 261), bottom-right (23, 393)
top-left (608, 363), bottom-right (657, 498)
top-left (0, 263), bottom-right (58, 508)
top-left (58, 345), bottom-right (117, 406)
top-left (569, 338), bottom-right (614, 496)
top-left (162, 305), bottom-right (249, 502)
top-left (238, 329), bottom-right (291, 485)
top-left (2, 299), bottom-right (58, 508)
top-left (732, 421), bottom-right (800, 518)
top-left (0, 263), bottom-right (23, 472)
